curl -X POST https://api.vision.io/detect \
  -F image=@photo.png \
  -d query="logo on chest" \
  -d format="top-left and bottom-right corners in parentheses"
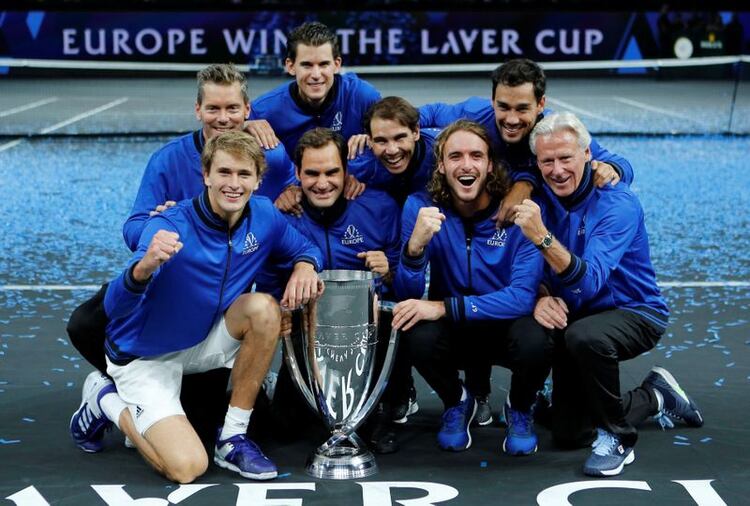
top-left (331, 111), bottom-right (343, 131)
top-left (487, 229), bottom-right (507, 247)
top-left (577, 215), bottom-right (586, 237)
top-left (341, 224), bottom-right (364, 246)
top-left (242, 232), bottom-right (259, 255)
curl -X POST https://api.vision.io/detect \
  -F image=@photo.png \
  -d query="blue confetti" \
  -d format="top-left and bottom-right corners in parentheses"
top-left (700, 437), bottom-right (712, 443)
top-left (42, 381), bottom-right (50, 386)
top-left (726, 362), bottom-right (735, 368)
top-left (674, 435), bottom-right (689, 441)
top-left (66, 382), bottom-right (74, 387)
top-left (714, 378), bottom-right (725, 387)
top-left (722, 350), bottom-right (731, 356)
top-left (21, 418), bottom-right (34, 423)
top-left (0, 439), bottom-right (21, 444)
top-left (480, 461), bottom-right (488, 468)
top-left (673, 441), bottom-right (691, 446)
top-left (277, 473), bottom-right (292, 479)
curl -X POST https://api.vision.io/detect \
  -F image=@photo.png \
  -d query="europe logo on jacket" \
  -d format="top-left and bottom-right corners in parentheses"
top-left (341, 224), bottom-right (365, 246)
top-left (242, 232), bottom-right (259, 255)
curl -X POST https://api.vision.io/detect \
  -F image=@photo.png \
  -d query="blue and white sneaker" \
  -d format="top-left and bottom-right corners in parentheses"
top-left (583, 430), bottom-right (635, 477)
top-left (502, 402), bottom-right (538, 456)
top-left (70, 371), bottom-right (116, 453)
top-left (214, 431), bottom-right (278, 480)
top-left (642, 366), bottom-right (704, 428)
top-left (437, 394), bottom-right (476, 451)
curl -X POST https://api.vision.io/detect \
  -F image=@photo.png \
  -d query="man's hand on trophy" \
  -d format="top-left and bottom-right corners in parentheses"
top-left (281, 261), bottom-right (324, 309)
top-left (392, 299), bottom-right (446, 332)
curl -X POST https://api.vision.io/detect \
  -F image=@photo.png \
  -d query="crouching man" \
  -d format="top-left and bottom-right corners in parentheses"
top-left (514, 112), bottom-right (703, 477)
top-left (69, 131), bottom-right (324, 483)
top-left (392, 120), bottom-right (552, 455)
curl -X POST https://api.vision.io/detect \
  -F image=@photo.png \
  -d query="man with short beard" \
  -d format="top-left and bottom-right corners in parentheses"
top-left (392, 120), bottom-right (552, 456)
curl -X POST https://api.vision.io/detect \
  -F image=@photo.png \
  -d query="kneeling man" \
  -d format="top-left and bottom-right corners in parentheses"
top-left (69, 131), bottom-right (323, 483)
top-left (514, 112), bottom-right (703, 477)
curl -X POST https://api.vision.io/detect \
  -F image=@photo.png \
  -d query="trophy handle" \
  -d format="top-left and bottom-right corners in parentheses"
top-left (281, 310), bottom-right (318, 414)
top-left (338, 301), bottom-right (399, 436)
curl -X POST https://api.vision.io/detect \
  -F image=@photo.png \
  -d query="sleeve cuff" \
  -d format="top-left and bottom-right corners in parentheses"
top-left (400, 242), bottom-right (427, 270)
top-left (294, 256), bottom-right (320, 272)
top-left (444, 296), bottom-right (465, 322)
top-left (608, 161), bottom-right (623, 178)
top-left (558, 254), bottom-right (587, 286)
top-left (124, 263), bottom-right (150, 293)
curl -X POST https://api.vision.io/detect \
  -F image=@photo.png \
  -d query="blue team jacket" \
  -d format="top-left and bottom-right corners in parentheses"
top-left (122, 130), bottom-right (296, 251)
top-left (255, 188), bottom-right (401, 300)
top-left (395, 192), bottom-right (543, 322)
top-left (250, 73), bottom-right (381, 159)
top-left (105, 191), bottom-right (323, 363)
top-left (541, 164), bottom-right (669, 330)
top-left (419, 98), bottom-right (633, 188)
top-left (348, 128), bottom-right (440, 206)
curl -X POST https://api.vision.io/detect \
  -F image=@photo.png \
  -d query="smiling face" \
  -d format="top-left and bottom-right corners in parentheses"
top-left (297, 141), bottom-right (345, 209)
top-left (438, 129), bottom-right (493, 214)
top-left (492, 82), bottom-right (545, 144)
top-left (369, 117), bottom-right (420, 174)
top-left (195, 82), bottom-right (249, 141)
top-left (535, 129), bottom-right (591, 198)
top-left (203, 149), bottom-right (258, 227)
top-left (285, 43), bottom-right (341, 107)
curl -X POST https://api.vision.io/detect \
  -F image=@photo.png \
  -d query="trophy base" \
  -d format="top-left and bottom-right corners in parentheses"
top-left (305, 441), bottom-right (378, 480)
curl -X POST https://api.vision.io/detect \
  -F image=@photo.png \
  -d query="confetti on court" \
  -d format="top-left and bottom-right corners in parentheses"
top-left (714, 378), bottom-right (725, 387)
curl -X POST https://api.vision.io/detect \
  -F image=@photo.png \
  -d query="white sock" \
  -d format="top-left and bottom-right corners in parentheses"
top-left (100, 392), bottom-right (127, 430)
top-left (220, 405), bottom-right (252, 440)
top-left (459, 386), bottom-right (468, 402)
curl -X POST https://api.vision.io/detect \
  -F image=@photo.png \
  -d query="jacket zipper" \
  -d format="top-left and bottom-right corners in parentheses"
top-left (214, 231), bottom-right (233, 322)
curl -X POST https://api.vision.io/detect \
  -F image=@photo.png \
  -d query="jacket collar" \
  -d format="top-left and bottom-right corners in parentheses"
top-left (193, 189), bottom-right (251, 234)
top-left (301, 192), bottom-right (348, 227)
top-left (289, 74), bottom-right (340, 115)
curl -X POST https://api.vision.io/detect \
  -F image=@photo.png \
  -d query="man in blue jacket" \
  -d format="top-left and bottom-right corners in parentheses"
top-left (123, 63), bottom-right (296, 251)
top-left (392, 120), bottom-right (552, 456)
top-left (348, 96), bottom-right (439, 208)
top-left (247, 21), bottom-right (380, 161)
top-left (254, 128), bottom-right (403, 450)
top-left (513, 112), bottom-right (703, 477)
top-left (69, 131), bottom-right (324, 483)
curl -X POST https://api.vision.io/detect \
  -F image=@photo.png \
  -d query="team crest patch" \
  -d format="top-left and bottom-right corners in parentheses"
top-left (487, 229), bottom-right (507, 247)
top-left (578, 215), bottom-right (586, 236)
top-left (242, 232), bottom-right (259, 255)
top-left (331, 111), bottom-right (343, 131)
top-left (341, 224), bottom-right (364, 245)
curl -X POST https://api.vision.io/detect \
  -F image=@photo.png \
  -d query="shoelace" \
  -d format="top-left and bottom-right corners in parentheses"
top-left (653, 410), bottom-right (676, 430)
top-left (591, 428), bottom-right (608, 448)
top-left (592, 433), bottom-right (619, 457)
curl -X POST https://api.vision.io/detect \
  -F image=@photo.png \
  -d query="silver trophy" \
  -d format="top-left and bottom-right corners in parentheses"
top-left (283, 270), bottom-right (398, 480)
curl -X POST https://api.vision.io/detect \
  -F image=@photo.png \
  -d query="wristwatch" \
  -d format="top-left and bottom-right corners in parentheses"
top-left (536, 232), bottom-right (553, 251)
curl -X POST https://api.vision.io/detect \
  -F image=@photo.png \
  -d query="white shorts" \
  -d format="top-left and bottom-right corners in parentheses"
top-left (106, 316), bottom-right (239, 435)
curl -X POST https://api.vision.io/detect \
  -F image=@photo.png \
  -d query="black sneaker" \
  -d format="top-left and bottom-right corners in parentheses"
top-left (392, 384), bottom-right (419, 424)
top-left (368, 406), bottom-right (399, 454)
top-left (642, 366), bottom-right (704, 428)
top-left (473, 395), bottom-right (493, 426)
